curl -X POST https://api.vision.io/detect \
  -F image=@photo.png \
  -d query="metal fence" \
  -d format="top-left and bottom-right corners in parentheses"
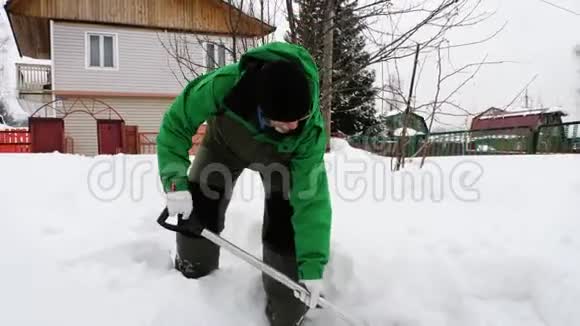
top-left (0, 130), bottom-right (31, 153)
top-left (347, 121), bottom-right (580, 157)
top-left (138, 132), bottom-right (158, 154)
top-left (536, 121), bottom-right (580, 154)
top-left (138, 126), bottom-right (206, 155)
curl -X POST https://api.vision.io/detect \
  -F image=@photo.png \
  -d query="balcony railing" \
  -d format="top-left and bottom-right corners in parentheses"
top-left (16, 63), bottom-right (52, 93)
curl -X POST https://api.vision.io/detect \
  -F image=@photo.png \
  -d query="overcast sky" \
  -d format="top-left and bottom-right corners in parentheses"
top-left (2, 0), bottom-right (579, 128)
top-left (273, 0), bottom-right (580, 128)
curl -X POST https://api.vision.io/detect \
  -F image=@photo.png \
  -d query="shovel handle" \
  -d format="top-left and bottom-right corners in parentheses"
top-left (157, 207), bottom-right (203, 237)
top-left (156, 207), bottom-right (361, 326)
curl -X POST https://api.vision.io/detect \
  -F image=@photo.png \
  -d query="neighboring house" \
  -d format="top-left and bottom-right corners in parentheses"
top-left (470, 107), bottom-right (566, 131)
top-left (4, 0), bottom-right (274, 155)
top-left (469, 107), bottom-right (568, 154)
top-left (382, 110), bottom-right (428, 136)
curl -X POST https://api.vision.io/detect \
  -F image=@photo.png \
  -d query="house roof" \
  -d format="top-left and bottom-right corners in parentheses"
top-left (383, 110), bottom-right (429, 134)
top-left (476, 107), bottom-right (567, 120)
top-left (471, 107), bottom-right (567, 130)
top-left (5, 0), bottom-right (276, 59)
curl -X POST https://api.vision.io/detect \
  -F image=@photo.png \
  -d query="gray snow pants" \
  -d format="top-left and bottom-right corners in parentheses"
top-left (174, 114), bottom-right (309, 326)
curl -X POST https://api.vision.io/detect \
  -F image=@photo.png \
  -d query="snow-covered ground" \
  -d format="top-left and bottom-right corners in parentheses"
top-left (0, 139), bottom-right (579, 326)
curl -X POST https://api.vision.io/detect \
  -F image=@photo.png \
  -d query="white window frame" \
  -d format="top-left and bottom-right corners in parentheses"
top-left (218, 43), bottom-right (226, 67)
top-left (205, 41), bottom-right (228, 72)
top-left (85, 31), bottom-right (119, 71)
top-left (205, 42), bottom-right (216, 72)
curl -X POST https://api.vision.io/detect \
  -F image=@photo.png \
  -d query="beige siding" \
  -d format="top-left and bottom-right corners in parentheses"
top-left (64, 111), bottom-right (98, 156)
top-left (53, 21), bottom-right (236, 94)
top-left (61, 97), bottom-right (171, 156)
top-left (104, 97), bottom-right (171, 132)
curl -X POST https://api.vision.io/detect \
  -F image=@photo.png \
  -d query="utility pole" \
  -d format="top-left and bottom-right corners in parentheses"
top-left (394, 43), bottom-right (421, 171)
top-left (524, 88), bottom-right (529, 108)
top-left (321, 0), bottom-right (335, 150)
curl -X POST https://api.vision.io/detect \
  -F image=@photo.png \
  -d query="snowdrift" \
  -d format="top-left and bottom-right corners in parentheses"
top-left (1, 141), bottom-right (579, 326)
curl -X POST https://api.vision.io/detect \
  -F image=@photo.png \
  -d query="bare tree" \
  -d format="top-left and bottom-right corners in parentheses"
top-left (286, 0), bottom-right (298, 43)
top-left (0, 35), bottom-right (9, 122)
top-left (0, 35), bottom-right (8, 89)
top-left (576, 45), bottom-right (580, 111)
top-left (320, 0), bottom-right (335, 148)
top-left (158, 0), bottom-right (281, 86)
top-left (291, 0), bottom-right (506, 140)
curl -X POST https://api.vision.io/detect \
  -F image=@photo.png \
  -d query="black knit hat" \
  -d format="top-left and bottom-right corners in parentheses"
top-left (256, 60), bottom-right (312, 122)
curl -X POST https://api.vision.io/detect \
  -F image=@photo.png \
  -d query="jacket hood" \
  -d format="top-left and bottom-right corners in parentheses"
top-left (238, 42), bottom-right (321, 118)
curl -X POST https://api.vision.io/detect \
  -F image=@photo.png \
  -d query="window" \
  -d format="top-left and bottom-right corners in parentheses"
top-left (218, 44), bottom-right (226, 67)
top-left (206, 43), bottom-right (216, 71)
top-left (87, 33), bottom-right (117, 69)
top-left (206, 42), bottom-right (227, 72)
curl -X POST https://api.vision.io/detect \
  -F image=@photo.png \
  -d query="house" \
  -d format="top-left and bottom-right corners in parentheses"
top-left (382, 110), bottom-right (428, 136)
top-left (469, 107), bottom-right (568, 154)
top-left (4, 0), bottom-right (274, 155)
top-left (470, 107), bottom-right (566, 131)
top-left (348, 110), bottom-right (428, 157)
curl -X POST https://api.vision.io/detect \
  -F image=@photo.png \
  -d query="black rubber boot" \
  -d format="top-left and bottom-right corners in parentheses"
top-left (175, 228), bottom-right (220, 279)
top-left (262, 245), bottom-right (309, 326)
top-left (173, 181), bottom-right (234, 279)
top-left (260, 186), bottom-right (308, 326)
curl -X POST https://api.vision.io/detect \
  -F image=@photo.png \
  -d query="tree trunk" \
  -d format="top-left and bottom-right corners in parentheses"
top-left (321, 0), bottom-right (334, 151)
top-left (261, 0), bottom-right (265, 44)
top-left (286, 0), bottom-right (297, 43)
top-left (395, 43), bottom-right (420, 171)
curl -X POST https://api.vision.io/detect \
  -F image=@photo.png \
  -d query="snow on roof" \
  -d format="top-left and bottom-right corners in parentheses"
top-left (0, 122), bottom-right (26, 130)
top-left (385, 109), bottom-right (403, 117)
top-left (393, 127), bottom-right (424, 136)
top-left (479, 107), bottom-right (567, 120)
top-left (16, 56), bottom-right (52, 65)
top-left (0, 123), bottom-right (12, 130)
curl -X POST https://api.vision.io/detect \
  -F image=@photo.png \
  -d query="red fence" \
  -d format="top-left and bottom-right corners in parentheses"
top-left (0, 125), bottom-right (207, 155)
top-left (138, 125), bottom-right (207, 155)
top-left (0, 130), bottom-right (31, 153)
top-left (138, 132), bottom-right (158, 154)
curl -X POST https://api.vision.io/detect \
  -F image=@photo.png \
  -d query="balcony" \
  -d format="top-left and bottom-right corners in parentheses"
top-left (16, 63), bottom-right (52, 94)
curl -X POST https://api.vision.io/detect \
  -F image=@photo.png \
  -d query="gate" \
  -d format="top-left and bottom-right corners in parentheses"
top-left (97, 119), bottom-right (125, 155)
top-left (29, 117), bottom-right (65, 153)
top-left (123, 125), bottom-right (139, 154)
top-left (30, 98), bottom-right (125, 155)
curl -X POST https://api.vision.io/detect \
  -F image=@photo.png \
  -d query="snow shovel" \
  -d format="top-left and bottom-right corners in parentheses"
top-left (157, 207), bottom-right (362, 326)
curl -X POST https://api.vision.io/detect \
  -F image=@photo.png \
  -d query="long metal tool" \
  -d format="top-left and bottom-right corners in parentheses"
top-left (157, 208), bottom-right (361, 326)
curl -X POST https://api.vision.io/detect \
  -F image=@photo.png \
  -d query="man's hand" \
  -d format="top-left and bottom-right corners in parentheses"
top-left (166, 190), bottom-right (193, 220)
top-left (294, 279), bottom-right (323, 309)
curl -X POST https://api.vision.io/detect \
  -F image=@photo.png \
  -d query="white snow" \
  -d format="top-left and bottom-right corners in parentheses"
top-left (385, 109), bottom-right (403, 117)
top-left (393, 127), bottom-right (423, 136)
top-left (478, 107), bottom-right (568, 120)
top-left (1, 139), bottom-right (579, 326)
top-left (17, 56), bottom-right (52, 65)
top-left (0, 3), bottom-right (33, 124)
top-left (0, 121), bottom-right (23, 130)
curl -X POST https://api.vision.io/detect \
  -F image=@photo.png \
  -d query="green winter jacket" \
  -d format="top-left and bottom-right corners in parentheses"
top-left (156, 42), bottom-right (332, 280)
